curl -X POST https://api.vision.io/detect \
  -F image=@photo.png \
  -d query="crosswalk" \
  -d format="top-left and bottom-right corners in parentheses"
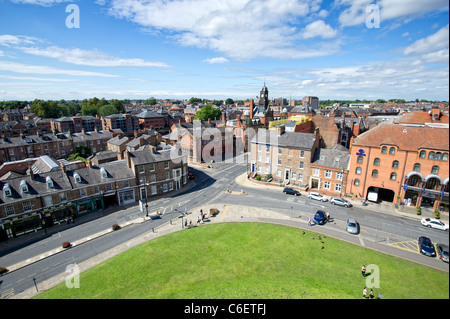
top-left (387, 239), bottom-right (439, 255)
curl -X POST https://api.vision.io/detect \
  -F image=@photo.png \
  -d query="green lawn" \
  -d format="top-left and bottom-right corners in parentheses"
top-left (35, 223), bottom-right (449, 299)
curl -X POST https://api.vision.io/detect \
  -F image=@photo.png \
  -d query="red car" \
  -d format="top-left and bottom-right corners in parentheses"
top-left (188, 172), bottom-right (195, 179)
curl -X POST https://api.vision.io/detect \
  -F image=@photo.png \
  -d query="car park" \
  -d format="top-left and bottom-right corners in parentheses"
top-left (436, 244), bottom-right (449, 263)
top-left (308, 192), bottom-right (328, 202)
top-left (346, 218), bottom-right (359, 234)
top-left (313, 210), bottom-right (327, 225)
top-left (418, 236), bottom-right (436, 257)
top-left (420, 218), bottom-right (449, 231)
top-left (283, 188), bottom-right (300, 196)
top-left (331, 196), bottom-right (352, 207)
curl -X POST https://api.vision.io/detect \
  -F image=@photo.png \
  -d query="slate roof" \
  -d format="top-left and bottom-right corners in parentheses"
top-left (129, 148), bottom-right (185, 166)
top-left (311, 147), bottom-right (350, 170)
top-left (136, 109), bottom-right (164, 119)
top-left (251, 130), bottom-right (316, 150)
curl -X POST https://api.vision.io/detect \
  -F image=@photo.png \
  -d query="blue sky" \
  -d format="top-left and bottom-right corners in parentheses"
top-left (0, 0), bottom-right (448, 101)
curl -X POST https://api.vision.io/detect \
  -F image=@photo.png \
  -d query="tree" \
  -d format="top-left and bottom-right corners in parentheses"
top-left (225, 98), bottom-right (234, 105)
top-left (98, 105), bottom-right (119, 117)
top-left (30, 100), bottom-right (64, 118)
top-left (189, 97), bottom-right (202, 105)
top-left (194, 104), bottom-right (222, 121)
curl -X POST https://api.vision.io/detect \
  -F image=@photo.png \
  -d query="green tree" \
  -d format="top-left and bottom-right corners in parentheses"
top-left (189, 97), bottom-right (202, 105)
top-left (225, 98), bottom-right (234, 105)
top-left (30, 99), bottom-right (64, 118)
top-left (194, 104), bottom-right (222, 121)
top-left (98, 104), bottom-right (119, 117)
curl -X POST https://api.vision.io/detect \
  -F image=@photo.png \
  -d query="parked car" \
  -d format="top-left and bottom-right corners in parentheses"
top-left (331, 196), bottom-right (352, 208)
top-left (346, 218), bottom-right (359, 234)
top-left (420, 218), bottom-right (449, 231)
top-left (188, 172), bottom-right (195, 179)
top-left (308, 192), bottom-right (328, 202)
top-left (313, 210), bottom-right (327, 225)
top-left (418, 236), bottom-right (436, 257)
top-left (436, 244), bottom-right (449, 263)
top-left (283, 188), bottom-right (300, 196)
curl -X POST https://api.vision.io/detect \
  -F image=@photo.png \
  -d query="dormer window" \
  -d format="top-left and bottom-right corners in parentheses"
top-left (3, 183), bottom-right (12, 197)
top-left (20, 180), bottom-right (29, 193)
top-left (46, 176), bottom-right (54, 189)
top-left (74, 172), bottom-right (81, 183)
top-left (100, 167), bottom-right (108, 179)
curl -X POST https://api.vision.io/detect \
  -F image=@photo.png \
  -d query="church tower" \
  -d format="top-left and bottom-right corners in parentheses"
top-left (259, 83), bottom-right (269, 109)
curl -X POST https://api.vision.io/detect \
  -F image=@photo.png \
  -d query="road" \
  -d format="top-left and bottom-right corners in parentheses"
top-left (0, 159), bottom-right (448, 298)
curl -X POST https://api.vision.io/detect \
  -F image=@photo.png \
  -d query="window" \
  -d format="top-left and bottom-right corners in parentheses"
top-left (169, 182), bottom-right (173, 191)
top-left (390, 172), bottom-right (397, 180)
top-left (138, 165), bottom-right (145, 173)
top-left (59, 192), bottom-right (67, 202)
top-left (313, 168), bottom-right (320, 176)
top-left (389, 147), bottom-right (395, 155)
top-left (150, 174), bottom-right (156, 183)
top-left (372, 169), bottom-right (378, 177)
top-left (123, 180), bottom-right (130, 188)
top-left (292, 172), bottom-right (296, 180)
top-left (276, 169), bottom-right (281, 177)
top-left (381, 146), bottom-right (387, 154)
top-left (257, 166), bottom-right (261, 173)
top-left (392, 160), bottom-right (399, 169)
top-left (266, 145), bottom-right (270, 153)
top-left (163, 183), bottom-right (168, 192)
top-left (419, 150), bottom-right (426, 158)
top-left (278, 158), bottom-right (282, 165)
top-left (278, 147), bottom-right (282, 154)
top-left (355, 167), bottom-right (362, 175)
top-left (435, 152), bottom-right (442, 160)
top-left (43, 195), bottom-right (53, 207)
top-left (336, 172), bottom-right (343, 181)
top-left (105, 183), bottom-right (112, 192)
top-left (74, 172), bottom-right (81, 183)
top-left (324, 181), bottom-right (330, 189)
top-left (354, 179), bottom-right (360, 186)
top-left (149, 163), bottom-right (155, 171)
top-left (298, 173), bottom-right (303, 181)
top-left (5, 205), bottom-right (15, 216)
top-left (80, 189), bottom-right (87, 197)
top-left (258, 155), bottom-right (262, 162)
top-left (20, 180), bottom-right (29, 193)
top-left (357, 156), bottom-right (364, 164)
top-left (335, 184), bottom-right (342, 192)
top-left (165, 172), bottom-right (170, 180)
top-left (443, 153), bottom-right (449, 161)
top-left (164, 161), bottom-right (169, 169)
top-left (151, 185), bottom-right (157, 195)
top-left (265, 155), bottom-right (270, 163)
top-left (413, 163), bottom-right (421, 172)
top-left (325, 170), bottom-right (332, 178)
top-left (299, 161), bottom-right (304, 169)
top-left (373, 158), bottom-right (380, 166)
top-left (431, 166), bottom-right (439, 174)
top-left (22, 201), bottom-right (32, 212)
top-left (300, 150), bottom-right (305, 158)
top-left (428, 151), bottom-right (435, 160)
top-left (100, 167), bottom-right (108, 179)
top-left (94, 186), bottom-right (100, 194)
top-left (46, 176), bottom-right (54, 188)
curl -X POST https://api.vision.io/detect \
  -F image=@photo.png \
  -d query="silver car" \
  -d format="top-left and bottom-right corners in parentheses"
top-left (331, 196), bottom-right (352, 208)
top-left (346, 218), bottom-right (359, 234)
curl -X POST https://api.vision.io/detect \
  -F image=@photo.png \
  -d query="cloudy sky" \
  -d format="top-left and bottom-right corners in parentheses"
top-left (0, 0), bottom-right (448, 101)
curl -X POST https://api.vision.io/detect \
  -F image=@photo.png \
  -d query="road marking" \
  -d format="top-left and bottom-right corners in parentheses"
top-left (359, 236), bottom-right (365, 246)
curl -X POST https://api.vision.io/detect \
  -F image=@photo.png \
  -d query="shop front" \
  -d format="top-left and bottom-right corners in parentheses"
top-left (74, 196), bottom-right (105, 216)
top-left (118, 188), bottom-right (136, 206)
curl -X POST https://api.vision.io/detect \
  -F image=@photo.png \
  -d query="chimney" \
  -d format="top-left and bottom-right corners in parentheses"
top-left (138, 136), bottom-right (145, 146)
top-left (59, 161), bottom-right (67, 173)
top-left (27, 166), bottom-right (35, 180)
top-left (87, 158), bottom-right (93, 168)
top-left (431, 107), bottom-right (441, 121)
top-left (125, 149), bottom-right (132, 169)
top-left (249, 99), bottom-right (255, 119)
top-left (221, 112), bottom-right (226, 126)
top-left (277, 125), bottom-right (285, 136)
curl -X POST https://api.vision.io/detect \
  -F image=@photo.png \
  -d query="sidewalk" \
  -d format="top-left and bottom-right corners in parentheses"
top-left (11, 200), bottom-right (449, 299)
top-left (235, 173), bottom-right (448, 223)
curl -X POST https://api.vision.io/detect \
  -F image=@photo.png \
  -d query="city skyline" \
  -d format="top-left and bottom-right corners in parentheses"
top-left (0, 0), bottom-right (448, 101)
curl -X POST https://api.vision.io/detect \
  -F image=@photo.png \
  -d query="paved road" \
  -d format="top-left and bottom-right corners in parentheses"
top-left (1, 159), bottom-right (448, 298)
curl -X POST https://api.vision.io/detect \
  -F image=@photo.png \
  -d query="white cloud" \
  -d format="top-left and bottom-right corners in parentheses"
top-left (19, 46), bottom-right (171, 68)
top-left (301, 20), bottom-right (338, 39)
top-left (403, 24), bottom-right (449, 55)
top-left (0, 60), bottom-right (119, 77)
top-left (103, 0), bottom-right (340, 60)
top-left (204, 57), bottom-right (229, 64)
top-left (420, 49), bottom-right (449, 63)
top-left (0, 34), bottom-right (38, 46)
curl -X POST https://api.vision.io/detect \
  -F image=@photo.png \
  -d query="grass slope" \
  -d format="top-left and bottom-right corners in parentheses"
top-left (35, 223), bottom-right (449, 299)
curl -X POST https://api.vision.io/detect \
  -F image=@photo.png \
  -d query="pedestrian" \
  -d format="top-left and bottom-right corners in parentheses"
top-left (369, 289), bottom-right (374, 299)
top-left (184, 219), bottom-right (187, 228)
top-left (197, 216), bottom-right (201, 224)
top-left (308, 217), bottom-right (312, 226)
top-left (362, 287), bottom-right (367, 298)
top-left (361, 265), bottom-right (366, 277)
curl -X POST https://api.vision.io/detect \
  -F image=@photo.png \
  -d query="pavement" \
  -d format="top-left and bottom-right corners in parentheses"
top-left (4, 171), bottom-right (449, 299)
top-left (235, 173), bottom-right (449, 223)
